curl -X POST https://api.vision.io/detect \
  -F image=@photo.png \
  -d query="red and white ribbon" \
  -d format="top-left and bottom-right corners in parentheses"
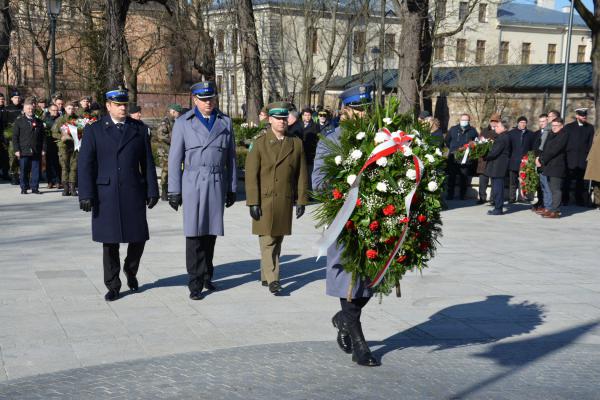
top-left (316, 128), bottom-right (424, 288)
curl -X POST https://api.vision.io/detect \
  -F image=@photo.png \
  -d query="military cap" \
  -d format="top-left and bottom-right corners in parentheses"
top-left (575, 107), bottom-right (588, 116)
top-left (167, 103), bottom-right (183, 113)
top-left (11, 90), bottom-right (21, 98)
top-left (51, 91), bottom-right (63, 100)
top-left (267, 102), bottom-right (291, 118)
top-left (80, 95), bottom-right (92, 101)
top-left (318, 109), bottom-right (330, 117)
top-left (190, 81), bottom-right (217, 99)
top-left (105, 89), bottom-right (129, 104)
top-left (339, 84), bottom-right (373, 107)
top-left (129, 104), bottom-right (142, 114)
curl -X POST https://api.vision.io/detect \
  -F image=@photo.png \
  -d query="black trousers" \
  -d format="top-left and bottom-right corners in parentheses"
top-left (45, 143), bottom-right (61, 184)
top-left (492, 177), bottom-right (505, 211)
top-left (102, 242), bottom-right (146, 291)
top-left (186, 235), bottom-right (216, 292)
top-left (549, 176), bottom-right (564, 212)
top-left (563, 167), bottom-right (587, 205)
top-left (340, 297), bottom-right (370, 324)
top-left (447, 161), bottom-right (470, 199)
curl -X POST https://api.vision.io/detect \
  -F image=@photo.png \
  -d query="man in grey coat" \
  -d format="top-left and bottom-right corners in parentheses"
top-left (312, 84), bottom-right (379, 367)
top-left (167, 81), bottom-right (237, 300)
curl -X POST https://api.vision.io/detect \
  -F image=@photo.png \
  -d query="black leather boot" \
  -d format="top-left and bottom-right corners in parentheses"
top-left (161, 184), bottom-right (168, 201)
top-left (331, 311), bottom-right (352, 354)
top-left (70, 183), bottom-right (78, 196)
top-left (62, 183), bottom-right (70, 196)
top-left (348, 321), bottom-right (380, 366)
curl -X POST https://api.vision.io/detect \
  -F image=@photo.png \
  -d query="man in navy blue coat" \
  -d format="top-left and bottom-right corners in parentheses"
top-left (313, 84), bottom-right (379, 367)
top-left (507, 116), bottom-right (535, 202)
top-left (78, 89), bottom-right (159, 301)
top-left (445, 114), bottom-right (478, 200)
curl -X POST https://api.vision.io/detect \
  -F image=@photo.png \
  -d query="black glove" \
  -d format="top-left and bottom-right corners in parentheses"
top-left (225, 191), bottom-right (236, 208)
top-left (249, 205), bottom-right (262, 221)
top-left (168, 193), bottom-right (182, 211)
top-left (146, 197), bottom-right (159, 209)
top-left (296, 205), bottom-right (305, 219)
top-left (79, 199), bottom-right (92, 212)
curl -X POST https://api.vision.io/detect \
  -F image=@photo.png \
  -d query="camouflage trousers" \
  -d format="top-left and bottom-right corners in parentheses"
top-left (59, 147), bottom-right (78, 184)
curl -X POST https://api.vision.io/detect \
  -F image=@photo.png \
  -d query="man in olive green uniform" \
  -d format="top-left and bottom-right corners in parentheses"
top-left (51, 100), bottom-right (80, 196)
top-left (245, 102), bottom-right (309, 295)
top-left (155, 104), bottom-right (182, 200)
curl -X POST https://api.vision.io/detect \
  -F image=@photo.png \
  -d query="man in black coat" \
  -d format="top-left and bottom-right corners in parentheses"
top-left (299, 107), bottom-right (320, 189)
top-left (12, 97), bottom-right (46, 194)
top-left (538, 118), bottom-right (569, 218)
top-left (484, 119), bottom-right (511, 215)
top-left (78, 89), bottom-right (159, 302)
top-left (445, 113), bottom-right (478, 200)
top-left (563, 108), bottom-right (595, 206)
top-left (287, 110), bottom-right (303, 138)
top-left (508, 116), bottom-right (535, 202)
top-left (6, 90), bottom-right (23, 185)
top-left (476, 113), bottom-right (500, 204)
top-left (0, 93), bottom-right (9, 180)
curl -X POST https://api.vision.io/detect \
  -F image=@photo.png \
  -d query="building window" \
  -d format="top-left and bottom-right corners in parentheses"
top-left (312, 29), bottom-right (318, 54)
top-left (434, 37), bottom-right (445, 61)
top-left (55, 57), bottom-right (64, 75)
top-left (230, 74), bottom-right (236, 95)
top-left (232, 29), bottom-right (238, 54)
top-left (436, 0), bottom-right (446, 19)
top-left (521, 42), bottom-right (531, 65)
top-left (459, 2), bottom-right (469, 21)
top-left (216, 30), bottom-right (225, 53)
top-left (478, 3), bottom-right (487, 22)
top-left (384, 33), bottom-right (395, 58)
top-left (476, 40), bottom-right (486, 64)
top-left (456, 39), bottom-right (466, 62)
top-left (353, 31), bottom-right (366, 57)
top-left (499, 41), bottom-right (509, 64)
top-left (547, 44), bottom-right (556, 64)
top-left (577, 45), bottom-right (587, 62)
top-left (217, 75), bottom-right (223, 94)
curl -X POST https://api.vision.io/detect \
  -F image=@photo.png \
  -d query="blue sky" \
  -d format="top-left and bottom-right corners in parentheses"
top-left (514, 0), bottom-right (594, 13)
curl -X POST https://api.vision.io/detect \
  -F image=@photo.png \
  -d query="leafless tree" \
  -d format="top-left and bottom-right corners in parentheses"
top-left (0, 0), bottom-right (12, 73)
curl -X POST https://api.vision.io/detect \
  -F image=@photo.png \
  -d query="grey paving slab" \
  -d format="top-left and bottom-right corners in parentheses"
top-left (1, 184), bottom-right (600, 396)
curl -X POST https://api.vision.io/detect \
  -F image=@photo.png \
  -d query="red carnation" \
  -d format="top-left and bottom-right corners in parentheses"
top-left (522, 155), bottom-right (528, 161)
top-left (463, 143), bottom-right (470, 149)
top-left (356, 198), bottom-right (362, 207)
top-left (366, 249), bottom-right (378, 259)
top-left (385, 236), bottom-right (397, 245)
top-left (419, 242), bottom-right (429, 250)
top-left (520, 172), bottom-right (526, 179)
top-left (332, 188), bottom-right (343, 200)
top-left (383, 204), bottom-right (396, 216)
top-left (417, 214), bottom-right (427, 223)
top-left (414, 232), bottom-right (421, 238)
top-left (397, 255), bottom-right (407, 263)
top-left (345, 220), bottom-right (355, 231)
top-left (369, 221), bottom-right (380, 231)
top-left (400, 217), bottom-right (410, 224)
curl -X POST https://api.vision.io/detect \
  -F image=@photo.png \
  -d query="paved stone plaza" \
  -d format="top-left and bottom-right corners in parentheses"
top-left (1, 182), bottom-right (600, 399)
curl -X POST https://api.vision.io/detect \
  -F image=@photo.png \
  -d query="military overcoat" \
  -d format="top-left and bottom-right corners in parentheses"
top-left (585, 132), bottom-right (600, 181)
top-left (245, 130), bottom-right (309, 236)
top-left (168, 109), bottom-right (237, 237)
top-left (78, 116), bottom-right (159, 243)
top-left (312, 127), bottom-right (372, 299)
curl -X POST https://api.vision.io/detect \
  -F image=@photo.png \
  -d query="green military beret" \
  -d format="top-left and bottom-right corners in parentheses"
top-left (267, 102), bottom-right (291, 118)
top-left (168, 103), bottom-right (183, 113)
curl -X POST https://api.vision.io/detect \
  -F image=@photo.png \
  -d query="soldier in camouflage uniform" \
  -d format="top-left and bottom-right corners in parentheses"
top-left (156, 104), bottom-right (182, 200)
top-left (51, 100), bottom-right (80, 196)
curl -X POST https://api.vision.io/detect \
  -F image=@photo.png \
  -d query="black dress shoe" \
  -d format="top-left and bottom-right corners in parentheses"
top-left (31, 189), bottom-right (41, 194)
top-left (487, 209), bottom-right (503, 215)
top-left (21, 189), bottom-right (27, 194)
top-left (476, 199), bottom-right (485, 204)
top-left (348, 321), bottom-right (380, 367)
top-left (331, 312), bottom-right (352, 354)
top-left (261, 280), bottom-right (268, 287)
top-left (127, 276), bottom-right (139, 291)
top-left (104, 290), bottom-right (120, 301)
top-left (189, 290), bottom-right (203, 300)
top-left (269, 281), bottom-right (282, 294)
top-left (204, 280), bottom-right (217, 291)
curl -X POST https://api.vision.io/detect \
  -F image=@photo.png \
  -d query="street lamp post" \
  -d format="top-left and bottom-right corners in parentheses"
top-left (47, 0), bottom-right (62, 97)
top-left (560, 0), bottom-right (575, 118)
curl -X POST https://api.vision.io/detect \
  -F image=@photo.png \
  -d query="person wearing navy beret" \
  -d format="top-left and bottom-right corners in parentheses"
top-left (167, 81), bottom-right (237, 300)
top-left (78, 88), bottom-right (159, 302)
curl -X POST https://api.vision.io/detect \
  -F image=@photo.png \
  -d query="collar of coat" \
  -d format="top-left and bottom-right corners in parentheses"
top-left (186, 108), bottom-right (225, 121)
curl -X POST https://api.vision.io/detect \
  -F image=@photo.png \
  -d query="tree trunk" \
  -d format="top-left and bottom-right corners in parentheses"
top-left (395, 0), bottom-right (428, 115)
top-left (42, 57), bottom-right (51, 101)
top-left (105, 0), bottom-right (131, 91)
top-left (301, 25), bottom-right (315, 108)
top-left (592, 32), bottom-right (600, 131)
top-left (237, 0), bottom-right (264, 124)
top-left (0, 0), bottom-right (12, 72)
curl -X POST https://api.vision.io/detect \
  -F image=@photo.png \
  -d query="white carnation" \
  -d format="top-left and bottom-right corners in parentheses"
top-left (350, 149), bottom-right (363, 160)
top-left (406, 169), bottom-right (417, 180)
top-left (376, 157), bottom-right (388, 167)
top-left (356, 131), bottom-right (366, 140)
top-left (415, 138), bottom-right (422, 146)
top-left (403, 147), bottom-right (413, 157)
top-left (425, 154), bottom-right (435, 163)
top-left (334, 155), bottom-right (343, 165)
top-left (374, 131), bottom-right (389, 144)
top-left (347, 174), bottom-right (357, 185)
top-left (427, 181), bottom-right (439, 192)
top-left (435, 148), bottom-right (443, 156)
top-left (383, 117), bottom-right (393, 125)
top-left (376, 182), bottom-right (388, 192)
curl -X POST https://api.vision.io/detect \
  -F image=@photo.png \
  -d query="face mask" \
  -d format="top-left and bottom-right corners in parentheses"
top-left (460, 120), bottom-right (469, 128)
